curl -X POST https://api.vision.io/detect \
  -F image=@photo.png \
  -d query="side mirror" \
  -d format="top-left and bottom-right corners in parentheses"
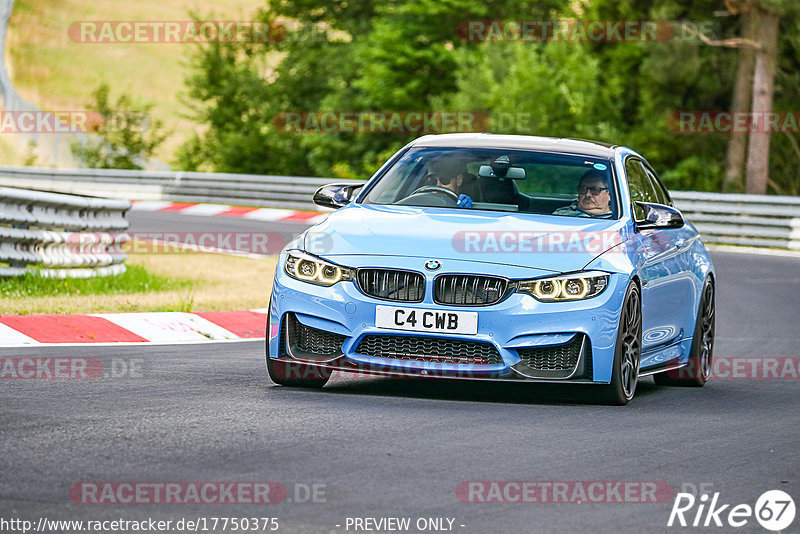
top-left (634, 201), bottom-right (685, 230)
top-left (313, 183), bottom-right (363, 209)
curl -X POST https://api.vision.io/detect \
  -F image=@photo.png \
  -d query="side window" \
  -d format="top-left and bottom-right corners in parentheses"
top-left (643, 166), bottom-right (670, 206)
top-left (625, 158), bottom-right (657, 220)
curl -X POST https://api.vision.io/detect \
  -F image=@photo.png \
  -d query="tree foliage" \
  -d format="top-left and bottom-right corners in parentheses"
top-left (178, 0), bottom-right (799, 194)
top-left (72, 83), bottom-right (167, 170)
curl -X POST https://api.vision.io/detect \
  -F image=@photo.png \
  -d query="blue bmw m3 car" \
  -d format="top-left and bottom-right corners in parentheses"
top-left (266, 134), bottom-right (715, 405)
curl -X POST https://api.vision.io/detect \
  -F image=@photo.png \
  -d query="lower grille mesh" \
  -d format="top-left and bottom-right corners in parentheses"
top-left (355, 335), bottom-right (502, 365)
top-left (517, 336), bottom-right (582, 371)
top-left (286, 313), bottom-right (347, 357)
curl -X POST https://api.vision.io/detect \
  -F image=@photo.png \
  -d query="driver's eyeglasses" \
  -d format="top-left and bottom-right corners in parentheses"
top-left (578, 186), bottom-right (608, 195)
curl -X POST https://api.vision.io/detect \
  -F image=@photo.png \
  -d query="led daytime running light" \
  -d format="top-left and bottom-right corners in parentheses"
top-left (284, 251), bottom-right (350, 286)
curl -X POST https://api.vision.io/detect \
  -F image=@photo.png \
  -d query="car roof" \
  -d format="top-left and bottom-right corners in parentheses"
top-left (410, 133), bottom-right (617, 158)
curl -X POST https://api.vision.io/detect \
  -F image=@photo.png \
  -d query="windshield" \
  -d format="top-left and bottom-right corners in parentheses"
top-left (361, 147), bottom-right (618, 219)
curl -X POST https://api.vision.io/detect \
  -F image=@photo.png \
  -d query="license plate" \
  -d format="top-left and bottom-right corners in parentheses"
top-left (375, 305), bottom-right (478, 335)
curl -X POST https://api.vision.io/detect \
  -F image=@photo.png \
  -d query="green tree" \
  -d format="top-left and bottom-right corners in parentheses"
top-left (72, 83), bottom-right (167, 170)
top-left (438, 40), bottom-right (622, 140)
top-left (178, 0), bottom-right (798, 194)
top-left (178, 0), bottom-right (569, 179)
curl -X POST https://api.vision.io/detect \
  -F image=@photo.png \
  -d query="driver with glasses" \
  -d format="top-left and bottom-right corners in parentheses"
top-left (553, 169), bottom-right (613, 218)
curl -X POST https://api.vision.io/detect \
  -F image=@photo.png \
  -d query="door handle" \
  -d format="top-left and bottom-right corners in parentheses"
top-left (675, 238), bottom-right (686, 248)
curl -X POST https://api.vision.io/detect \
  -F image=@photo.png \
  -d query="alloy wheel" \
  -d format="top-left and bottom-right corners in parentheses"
top-left (620, 288), bottom-right (641, 399)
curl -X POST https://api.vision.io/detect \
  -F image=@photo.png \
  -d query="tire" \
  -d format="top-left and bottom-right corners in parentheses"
top-left (265, 300), bottom-right (331, 388)
top-left (599, 281), bottom-right (642, 406)
top-left (653, 277), bottom-right (714, 387)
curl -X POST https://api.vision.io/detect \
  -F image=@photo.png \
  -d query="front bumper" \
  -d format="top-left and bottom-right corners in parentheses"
top-left (268, 254), bottom-right (629, 383)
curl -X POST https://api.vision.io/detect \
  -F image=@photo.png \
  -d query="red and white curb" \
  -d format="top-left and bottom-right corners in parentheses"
top-left (131, 201), bottom-right (329, 224)
top-left (0, 309), bottom-right (268, 346)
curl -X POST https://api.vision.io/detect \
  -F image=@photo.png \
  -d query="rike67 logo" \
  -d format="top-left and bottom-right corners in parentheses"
top-left (668, 489), bottom-right (795, 531)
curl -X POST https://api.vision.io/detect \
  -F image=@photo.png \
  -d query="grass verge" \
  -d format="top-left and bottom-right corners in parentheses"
top-left (0, 252), bottom-right (277, 315)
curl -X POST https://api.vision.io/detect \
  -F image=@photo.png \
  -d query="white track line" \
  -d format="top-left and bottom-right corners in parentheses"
top-left (130, 201), bottom-right (174, 211)
top-left (94, 312), bottom-right (241, 343)
top-left (175, 203), bottom-right (232, 217)
top-left (0, 323), bottom-right (38, 345)
top-left (243, 208), bottom-right (302, 221)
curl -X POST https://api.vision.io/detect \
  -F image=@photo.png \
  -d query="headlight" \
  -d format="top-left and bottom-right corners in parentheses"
top-left (284, 251), bottom-right (352, 286)
top-left (514, 271), bottom-right (609, 302)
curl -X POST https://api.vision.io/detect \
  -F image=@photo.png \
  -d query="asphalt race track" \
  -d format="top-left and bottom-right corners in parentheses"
top-left (1, 211), bottom-right (799, 533)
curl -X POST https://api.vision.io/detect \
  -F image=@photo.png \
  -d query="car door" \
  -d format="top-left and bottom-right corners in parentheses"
top-left (642, 162), bottom-right (699, 348)
top-left (625, 157), bottom-right (691, 364)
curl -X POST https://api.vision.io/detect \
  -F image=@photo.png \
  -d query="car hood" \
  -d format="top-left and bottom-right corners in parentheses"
top-left (303, 204), bottom-right (631, 274)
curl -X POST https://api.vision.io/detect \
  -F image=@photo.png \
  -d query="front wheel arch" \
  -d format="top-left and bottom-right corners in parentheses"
top-left (598, 280), bottom-right (642, 405)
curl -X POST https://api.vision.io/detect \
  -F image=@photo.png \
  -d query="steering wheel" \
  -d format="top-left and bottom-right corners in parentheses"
top-left (409, 185), bottom-right (459, 202)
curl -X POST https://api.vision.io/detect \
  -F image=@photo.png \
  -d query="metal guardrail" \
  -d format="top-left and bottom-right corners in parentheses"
top-left (0, 165), bottom-right (798, 250)
top-left (671, 191), bottom-right (800, 250)
top-left (0, 186), bottom-right (130, 278)
top-left (0, 165), bottom-right (361, 212)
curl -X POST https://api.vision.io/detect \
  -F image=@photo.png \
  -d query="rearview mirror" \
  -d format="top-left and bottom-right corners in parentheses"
top-left (477, 165), bottom-right (526, 179)
top-left (634, 201), bottom-right (685, 230)
top-left (313, 183), bottom-right (363, 209)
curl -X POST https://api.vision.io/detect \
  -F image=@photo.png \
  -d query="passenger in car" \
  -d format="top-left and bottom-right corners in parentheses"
top-left (552, 170), bottom-right (613, 218)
